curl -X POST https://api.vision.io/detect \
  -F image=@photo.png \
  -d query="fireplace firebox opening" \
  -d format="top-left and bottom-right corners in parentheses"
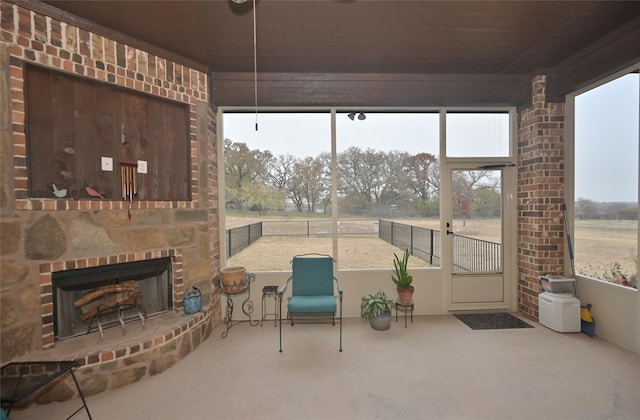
top-left (52, 258), bottom-right (172, 340)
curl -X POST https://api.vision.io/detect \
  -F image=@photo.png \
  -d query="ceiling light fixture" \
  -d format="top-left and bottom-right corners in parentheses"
top-left (347, 112), bottom-right (366, 121)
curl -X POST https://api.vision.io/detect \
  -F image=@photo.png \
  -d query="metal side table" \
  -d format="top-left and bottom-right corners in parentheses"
top-left (395, 300), bottom-right (414, 328)
top-left (261, 286), bottom-right (279, 327)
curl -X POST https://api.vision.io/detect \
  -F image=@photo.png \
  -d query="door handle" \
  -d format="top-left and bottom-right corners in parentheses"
top-left (446, 222), bottom-right (454, 235)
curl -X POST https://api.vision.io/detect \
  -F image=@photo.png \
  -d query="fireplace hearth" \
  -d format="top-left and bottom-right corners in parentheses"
top-left (52, 258), bottom-right (172, 340)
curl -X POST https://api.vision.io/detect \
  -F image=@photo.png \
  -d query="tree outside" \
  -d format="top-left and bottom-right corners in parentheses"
top-left (223, 140), bottom-right (497, 220)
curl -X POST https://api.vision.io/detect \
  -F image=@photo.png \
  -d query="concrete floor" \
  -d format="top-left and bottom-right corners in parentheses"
top-left (9, 314), bottom-right (640, 420)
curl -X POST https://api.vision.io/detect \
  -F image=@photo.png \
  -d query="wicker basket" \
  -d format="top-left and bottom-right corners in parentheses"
top-left (221, 266), bottom-right (247, 294)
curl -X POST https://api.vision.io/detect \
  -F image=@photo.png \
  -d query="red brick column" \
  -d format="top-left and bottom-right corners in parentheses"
top-left (517, 75), bottom-right (566, 320)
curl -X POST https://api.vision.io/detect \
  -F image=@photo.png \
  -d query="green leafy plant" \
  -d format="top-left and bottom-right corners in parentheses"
top-left (361, 290), bottom-right (395, 320)
top-left (392, 248), bottom-right (413, 289)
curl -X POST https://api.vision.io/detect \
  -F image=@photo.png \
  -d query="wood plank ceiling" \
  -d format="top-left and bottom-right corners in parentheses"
top-left (36, 0), bottom-right (640, 107)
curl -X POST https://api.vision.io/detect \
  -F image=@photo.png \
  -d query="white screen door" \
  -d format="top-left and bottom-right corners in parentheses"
top-left (447, 168), bottom-right (505, 306)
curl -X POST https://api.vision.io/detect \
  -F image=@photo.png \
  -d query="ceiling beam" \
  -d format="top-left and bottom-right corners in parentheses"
top-left (549, 16), bottom-right (640, 98)
top-left (211, 72), bottom-right (530, 108)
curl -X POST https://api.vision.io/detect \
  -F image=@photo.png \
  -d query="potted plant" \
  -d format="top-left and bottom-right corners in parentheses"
top-left (361, 290), bottom-right (395, 331)
top-left (392, 248), bottom-right (414, 303)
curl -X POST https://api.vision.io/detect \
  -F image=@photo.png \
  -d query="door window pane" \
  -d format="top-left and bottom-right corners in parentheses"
top-left (446, 112), bottom-right (510, 157)
top-left (451, 169), bottom-right (503, 273)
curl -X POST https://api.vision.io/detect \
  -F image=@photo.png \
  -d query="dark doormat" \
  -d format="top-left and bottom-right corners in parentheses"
top-left (454, 313), bottom-right (533, 330)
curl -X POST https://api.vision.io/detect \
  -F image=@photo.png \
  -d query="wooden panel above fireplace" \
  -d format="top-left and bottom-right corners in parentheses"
top-left (25, 64), bottom-right (191, 201)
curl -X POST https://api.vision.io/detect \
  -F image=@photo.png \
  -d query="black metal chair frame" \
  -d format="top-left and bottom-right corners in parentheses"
top-left (278, 254), bottom-right (343, 353)
top-left (1, 360), bottom-right (92, 419)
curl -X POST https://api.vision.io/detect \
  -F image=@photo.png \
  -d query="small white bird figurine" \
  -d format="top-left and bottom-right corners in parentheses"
top-left (52, 183), bottom-right (67, 198)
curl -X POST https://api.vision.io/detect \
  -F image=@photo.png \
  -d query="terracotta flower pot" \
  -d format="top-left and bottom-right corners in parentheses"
top-left (220, 266), bottom-right (247, 294)
top-left (397, 286), bottom-right (414, 303)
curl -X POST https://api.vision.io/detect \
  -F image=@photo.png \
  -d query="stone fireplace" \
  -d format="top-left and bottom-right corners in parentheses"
top-left (1, 0), bottom-right (219, 405)
top-left (27, 249), bottom-right (216, 400)
top-left (52, 257), bottom-right (173, 341)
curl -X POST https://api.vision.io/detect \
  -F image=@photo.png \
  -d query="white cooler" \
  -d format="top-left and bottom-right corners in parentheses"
top-left (538, 292), bottom-right (580, 332)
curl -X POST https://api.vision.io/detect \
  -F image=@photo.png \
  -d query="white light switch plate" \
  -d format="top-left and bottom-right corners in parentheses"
top-left (101, 157), bottom-right (113, 171)
top-left (137, 160), bottom-right (148, 174)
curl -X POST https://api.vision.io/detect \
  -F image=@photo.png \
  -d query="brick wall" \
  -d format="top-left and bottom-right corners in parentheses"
top-left (1, 0), bottom-right (209, 210)
top-left (0, 0), bottom-right (221, 398)
top-left (517, 75), bottom-right (566, 319)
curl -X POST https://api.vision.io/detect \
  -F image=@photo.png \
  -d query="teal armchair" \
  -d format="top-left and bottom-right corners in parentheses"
top-left (278, 254), bottom-right (343, 352)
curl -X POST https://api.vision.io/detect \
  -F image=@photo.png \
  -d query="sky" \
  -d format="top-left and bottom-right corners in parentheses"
top-left (575, 73), bottom-right (639, 203)
top-left (222, 112), bottom-right (440, 158)
top-left (222, 112), bottom-right (510, 159)
top-left (223, 73), bottom-right (639, 203)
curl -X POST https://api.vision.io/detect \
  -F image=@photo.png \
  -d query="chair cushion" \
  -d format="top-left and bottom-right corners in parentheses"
top-left (288, 295), bottom-right (336, 313)
top-left (292, 257), bottom-right (334, 296)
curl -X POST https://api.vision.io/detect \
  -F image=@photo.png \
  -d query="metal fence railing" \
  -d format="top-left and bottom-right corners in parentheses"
top-left (378, 220), bottom-right (502, 272)
top-left (261, 219), bottom-right (380, 237)
top-left (227, 222), bottom-right (262, 258)
top-left (452, 235), bottom-right (502, 273)
top-left (378, 220), bottom-right (441, 266)
top-left (226, 218), bottom-right (501, 273)
top-left (262, 220), bottom-right (333, 237)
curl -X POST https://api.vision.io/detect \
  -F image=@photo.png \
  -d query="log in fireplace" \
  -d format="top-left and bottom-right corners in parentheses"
top-left (52, 258), bottom-right (172, 340)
